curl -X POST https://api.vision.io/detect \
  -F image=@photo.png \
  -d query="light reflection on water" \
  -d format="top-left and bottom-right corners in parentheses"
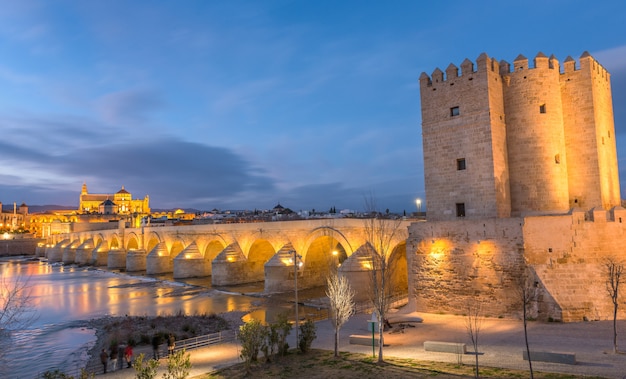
top-left (0, 257), bottom-right (266, 378)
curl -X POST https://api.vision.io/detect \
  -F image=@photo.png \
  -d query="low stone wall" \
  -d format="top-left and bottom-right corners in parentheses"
top-left (0, 238), bottom-right (44, 256)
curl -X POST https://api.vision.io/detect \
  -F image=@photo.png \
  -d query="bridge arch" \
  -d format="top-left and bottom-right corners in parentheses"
top-left (248, 239), bottom-right (275, 267)
top-left (202, 240), bottom-right (225, 264)
top-left (145, 232), bottom-right (162, 253)
top-left (302, 226), bottom-right (356, 259)
top-left (388, 241), bottom-right (408, 295)
top-left (299, 234), bottom-right (349, 288)
top-left (126, 233), bottom-right (140, 250)
top-left (169, 240), bottom-right (186, 259)
top-left (110, 234), bottom-right (122, 249)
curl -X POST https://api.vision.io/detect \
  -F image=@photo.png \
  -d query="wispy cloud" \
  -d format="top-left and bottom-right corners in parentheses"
top-left (0, 65), bottom-right (40, 84)
top-left (594, 45), bottom-right (626, 72)
top-left (95, 88), bottom-right (166, 125)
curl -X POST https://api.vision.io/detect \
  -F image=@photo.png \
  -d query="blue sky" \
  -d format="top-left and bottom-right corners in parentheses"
top-left (0, 0), bottom-right (625, 213)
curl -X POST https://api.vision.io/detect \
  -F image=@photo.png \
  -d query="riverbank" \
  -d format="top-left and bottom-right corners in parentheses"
top-left (82, 311), bottom-right (246, 373)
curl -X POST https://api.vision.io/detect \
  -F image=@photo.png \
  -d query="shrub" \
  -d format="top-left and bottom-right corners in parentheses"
top-left (274, 313), bottom-right (292, 356)
top-left (238, 319), bottom-right (265, 371)
top-left (162, 349), bottom-right (191, 379)
top-left (132, 353), bottom-right (160, 379)
top-left (298, 319), bottom-right (317, 353)
top-left (261, 322), bottom-right (278, 362)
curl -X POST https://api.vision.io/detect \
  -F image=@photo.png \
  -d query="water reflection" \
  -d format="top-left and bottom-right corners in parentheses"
top-left (0, 257), bottom-right (328, 378)
top-left (0, 258), bottom-right (263, 378)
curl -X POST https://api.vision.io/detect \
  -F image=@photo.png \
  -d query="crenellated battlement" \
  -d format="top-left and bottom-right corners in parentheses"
top-left (420, 51), bottom-right (610, 85)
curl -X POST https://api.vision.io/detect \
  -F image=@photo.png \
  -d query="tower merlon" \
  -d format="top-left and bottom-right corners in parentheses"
top-left (419, 53), bottom-right (499, 84)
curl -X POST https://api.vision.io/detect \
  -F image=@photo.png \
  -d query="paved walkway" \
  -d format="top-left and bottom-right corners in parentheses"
top-left (95, 312), bottom-right (626, 379)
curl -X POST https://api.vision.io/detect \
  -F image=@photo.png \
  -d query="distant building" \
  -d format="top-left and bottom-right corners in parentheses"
top-left (28, 184), bottom-right (152, 238)
top-left (79, 183), bottom-right (150, 215)
top-left (0, 201), bottom-right (28, 232)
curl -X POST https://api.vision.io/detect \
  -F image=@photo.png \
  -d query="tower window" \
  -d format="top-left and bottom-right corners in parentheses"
top-left (539, 104), bottom-right (546, 113)
top-left (457, 158), bottom-right (466, 170)
top-left (555, 154), bottom-right (560, 164)
top-left (456, 203), bottom-right (465, 217)
top-left (450, 106), bottom-right (460, 117)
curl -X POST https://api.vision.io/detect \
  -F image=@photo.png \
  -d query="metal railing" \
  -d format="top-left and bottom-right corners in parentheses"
top-left (174, 329), bottom-right (237, 351)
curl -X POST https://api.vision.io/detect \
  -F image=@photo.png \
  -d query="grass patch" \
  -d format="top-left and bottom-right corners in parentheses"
top-left (199, 349), bottom-right (609, 379)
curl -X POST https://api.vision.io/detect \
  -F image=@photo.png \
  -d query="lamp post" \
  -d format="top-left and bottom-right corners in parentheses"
top-left (291, 250), bottom-right (303, 348)
top-left (415, 198), bottom-right (422, 215)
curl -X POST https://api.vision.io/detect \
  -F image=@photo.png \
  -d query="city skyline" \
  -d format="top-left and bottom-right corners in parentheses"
top-left (1, 1), bottom-right (625, 213)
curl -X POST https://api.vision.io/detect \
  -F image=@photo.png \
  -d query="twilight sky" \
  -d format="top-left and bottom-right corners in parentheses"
top-left (1, 0), bottom-right (625, 213)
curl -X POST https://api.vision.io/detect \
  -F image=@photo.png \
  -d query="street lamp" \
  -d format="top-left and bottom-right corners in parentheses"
top-left (290, 250), bottom-right (303, 348)
top-left (415, 198), bottom-right (422, 215)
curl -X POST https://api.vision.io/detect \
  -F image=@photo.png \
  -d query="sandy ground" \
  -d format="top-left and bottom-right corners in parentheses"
top-left (92, 310), bottom-right (626, 379)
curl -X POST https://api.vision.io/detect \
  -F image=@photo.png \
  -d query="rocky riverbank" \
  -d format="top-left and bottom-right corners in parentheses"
top-left (83, 311), bottom-right (246, 371)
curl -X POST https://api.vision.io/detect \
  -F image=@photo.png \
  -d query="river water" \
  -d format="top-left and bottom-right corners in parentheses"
top-left (0, 256), bottom-right (306, 378)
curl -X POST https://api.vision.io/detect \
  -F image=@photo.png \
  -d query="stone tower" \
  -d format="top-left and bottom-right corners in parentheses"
top-left (419, 52), bottom-right (620, 221)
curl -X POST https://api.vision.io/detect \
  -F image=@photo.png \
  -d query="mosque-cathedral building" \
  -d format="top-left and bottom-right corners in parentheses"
top-left (78, 183), bottom-right (150, 215)
top-left (26, 184), bottom-right (152, 238)
top-left (407, 52), bottom-right (625, 322)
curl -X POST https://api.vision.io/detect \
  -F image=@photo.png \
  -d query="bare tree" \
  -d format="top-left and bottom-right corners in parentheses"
top-left (0, 273), bottom-right (36, 374)
top-left (516, 267), bottom-right (535, 379)
top-left (363, 196), bottom-right (404, 363)
top-left (605, 257), bottom-right (624, 354)
top-left (0, 273), bottom-right (36, 332)
top-left (326, 273), bottom-right (355, 357)
top-left (465, 299), bottom-right (483, 379)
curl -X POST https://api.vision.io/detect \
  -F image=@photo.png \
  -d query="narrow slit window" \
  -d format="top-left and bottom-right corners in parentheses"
top-left (555, 154), bottom-right (560, 164)
top-left (457, 158), bottom-right (466, 170)
top-left (456, 203), bottom-right (465, 218)
top-left (539, 104), bottom-right (546, 113)
top-left (450, 106), bottom-right (460, 117)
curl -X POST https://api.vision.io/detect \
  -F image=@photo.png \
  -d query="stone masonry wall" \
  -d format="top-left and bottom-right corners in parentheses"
top-left (0, 238), bottom-right (44, 256)
top-left (419, 53), bottom-right (509, 221)
top-left (503, 54), bottom-right (569, 214)
top-left (523, 208), bottom-right (626, 322)
top-left (407, 218), bottom-right (527, 319)
top-left (408, 208), bottom-right (626, 322)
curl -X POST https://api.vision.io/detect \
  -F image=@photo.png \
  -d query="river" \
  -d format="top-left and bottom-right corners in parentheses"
top-left (0, 256), bottom-right (322, 378)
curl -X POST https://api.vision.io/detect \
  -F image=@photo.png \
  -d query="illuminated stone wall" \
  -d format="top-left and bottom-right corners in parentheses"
top-left (408, 207), bottom-right (626, 322)
top-left (407, 218), bottom-right (527, 319)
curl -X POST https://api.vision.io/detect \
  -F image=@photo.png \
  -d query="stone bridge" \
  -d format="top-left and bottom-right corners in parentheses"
top-left (41, 219), bottom-right (410, 298)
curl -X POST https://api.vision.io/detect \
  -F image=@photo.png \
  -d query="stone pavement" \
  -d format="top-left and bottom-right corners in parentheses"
top-left (95, 312), bottom-right (626, 379)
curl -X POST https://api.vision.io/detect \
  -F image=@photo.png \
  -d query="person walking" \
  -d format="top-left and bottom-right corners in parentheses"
top-left (167, 333), bottom-right (176, 356)
top-left (152, 334), bottom-right (161, 359)
top-left (117, 344), bottom-right (124, 370)
top-left (109, 344), bottom-right (118, 372)
top-left (100, 348), bottom-right (108, 374)
top-left (124, 344), bottom-right (134, 368)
